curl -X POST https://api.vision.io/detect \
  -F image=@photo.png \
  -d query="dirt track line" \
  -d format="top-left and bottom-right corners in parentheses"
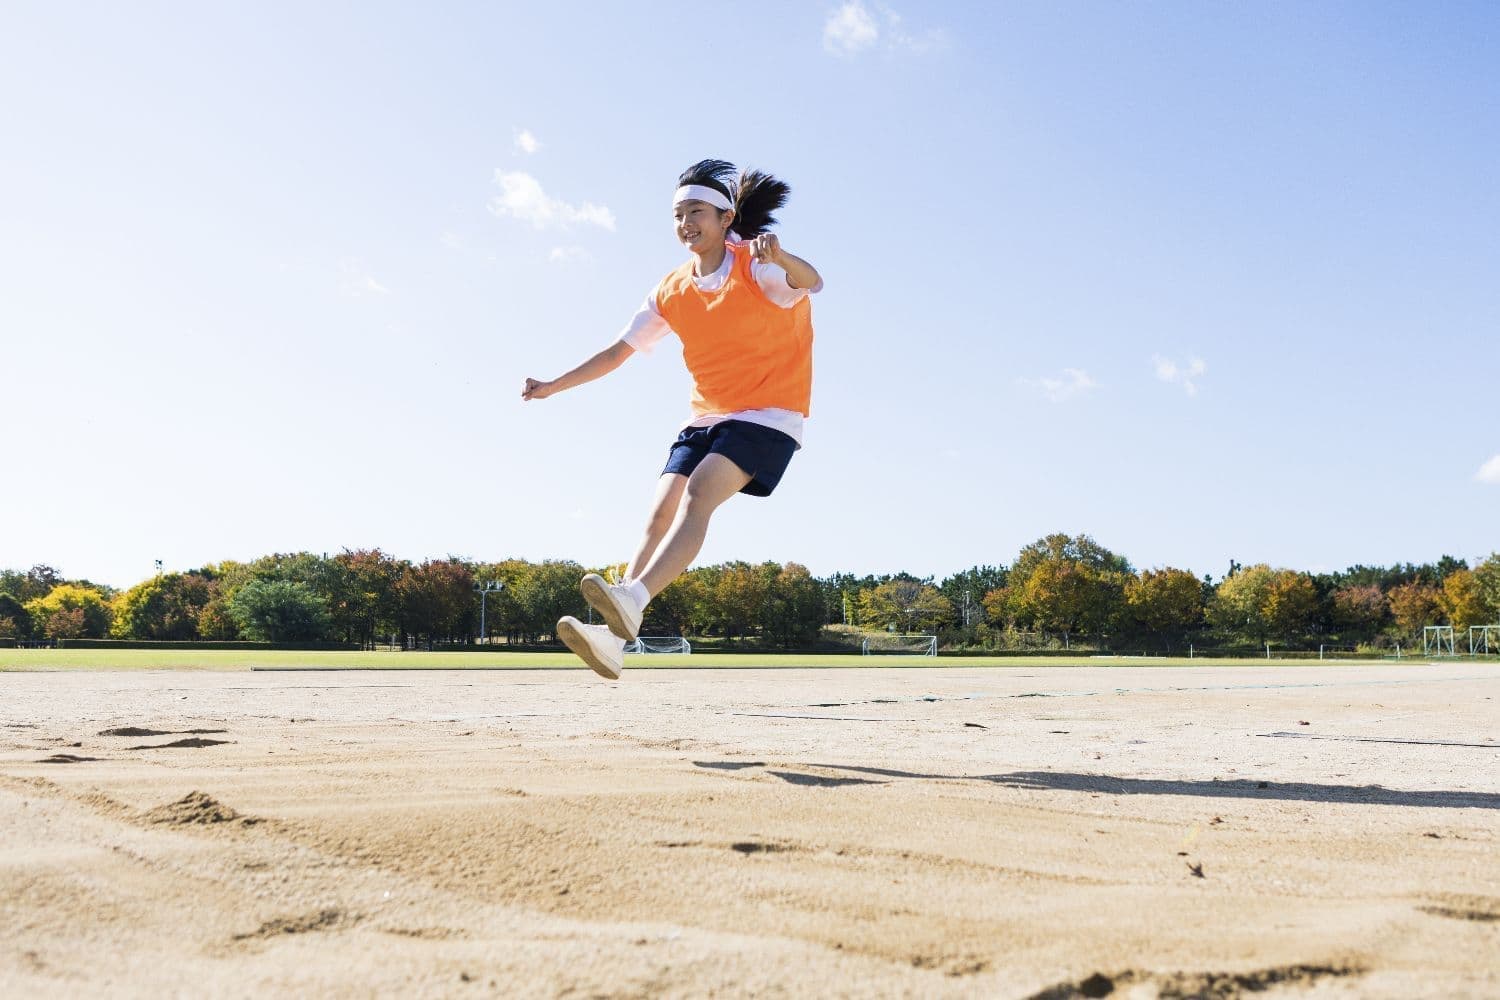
top-left (1260, 731), bottom-right (1500, 749)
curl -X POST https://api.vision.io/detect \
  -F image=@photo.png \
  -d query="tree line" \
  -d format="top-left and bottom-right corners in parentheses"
top-left (3, 534), bottom-right (1498, 652)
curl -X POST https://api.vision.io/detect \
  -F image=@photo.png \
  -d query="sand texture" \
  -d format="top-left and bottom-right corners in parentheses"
top-left (1, 664), bottom-right (1496, 998)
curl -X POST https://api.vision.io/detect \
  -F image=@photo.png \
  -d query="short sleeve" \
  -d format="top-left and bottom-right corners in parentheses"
top-left (618, 288), bottom-right (673, 353)
top-left (751, 259), bottom-right (824, 308)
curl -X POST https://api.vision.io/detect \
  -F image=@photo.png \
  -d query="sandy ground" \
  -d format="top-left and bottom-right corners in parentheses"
top-left (0, 663), bottom-right (1496, 999)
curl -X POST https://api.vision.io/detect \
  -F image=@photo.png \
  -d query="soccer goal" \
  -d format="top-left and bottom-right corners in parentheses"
top-left (623, 636), bottom-right (691, 654)
top-left (1423, 625), bottom-right (1455, 656)
top-left (861, 634), bottom-right (938, 656)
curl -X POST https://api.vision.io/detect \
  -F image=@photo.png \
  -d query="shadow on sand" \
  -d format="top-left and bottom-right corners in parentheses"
top-left (691, 760), bottom-right (1499, 810)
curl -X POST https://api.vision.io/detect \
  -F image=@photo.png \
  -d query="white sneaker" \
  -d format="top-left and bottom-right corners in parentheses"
top-left (557, 616), bottom-right (624, 681)
top-left (580, 573), bottom-right (643, 642)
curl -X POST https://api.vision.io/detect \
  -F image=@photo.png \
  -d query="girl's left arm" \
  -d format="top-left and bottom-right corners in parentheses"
top-left (750, 234), bottom-right (822, 290)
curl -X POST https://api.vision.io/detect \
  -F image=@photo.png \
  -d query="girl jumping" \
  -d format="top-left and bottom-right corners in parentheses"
top-left (521, 158), bottom-right (822, 679)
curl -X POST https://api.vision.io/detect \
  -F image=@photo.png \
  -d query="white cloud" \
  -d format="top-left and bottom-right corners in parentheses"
top-left (1476, 454), bottom-right (1500, 484)
top-left (548, 246), bottom-right (591, 265)
top-left (1153, 355), bottom-right (1207, 396)
top-left (824, 2), bottom-right (879, 55)
top-left (1022, 368), bottom-right (1098, 403)
top-left (823, 2), bottom-right (945, 57)
top-left (514, 128), bottom-right (540, 155)
top-left (489, 170), bottom-right (615, 231)
top-left (339, 261), bottom-right (390, 297)
top-left (882, 8), bottom-right (948, 53)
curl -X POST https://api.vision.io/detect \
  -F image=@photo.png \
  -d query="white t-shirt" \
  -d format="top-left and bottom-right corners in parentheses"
top-left (618, 241), bottom-right (823, 447)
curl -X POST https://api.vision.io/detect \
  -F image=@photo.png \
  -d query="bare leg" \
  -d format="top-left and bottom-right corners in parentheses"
top-left (637, 454), bottom-right (752, 598)
top-left (624, 473), bottom-right (688, 582)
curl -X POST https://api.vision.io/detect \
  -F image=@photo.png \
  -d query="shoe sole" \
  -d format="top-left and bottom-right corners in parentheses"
top-left (557, 617), bottom-right (621, 681)
top-left (580, 574), bottom-right (639, 641)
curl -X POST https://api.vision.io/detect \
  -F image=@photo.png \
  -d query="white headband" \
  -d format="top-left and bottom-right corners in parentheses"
top-left (673, 184), bottom-right (733, 212)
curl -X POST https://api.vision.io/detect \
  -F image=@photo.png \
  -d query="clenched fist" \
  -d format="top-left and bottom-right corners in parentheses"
top-left (749, 233), bottom-right (784, 265)
top-left (521, 377), bottom-right (554, 401)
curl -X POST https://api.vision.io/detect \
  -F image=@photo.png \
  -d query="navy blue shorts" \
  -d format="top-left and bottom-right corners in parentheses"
top-left (662, 420), bottom-right (798, 497)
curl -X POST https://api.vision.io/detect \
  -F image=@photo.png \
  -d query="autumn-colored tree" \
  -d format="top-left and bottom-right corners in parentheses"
top-left (46, 607), bottom-right (88, 639)
top-left (327, 549), bottom-right (405, 643)
top-left (1011, 533), bottom-right (1132, 582)
top-left (981, 586), bottom-right (1017, 628)
top-left (396, 559), bottom-right (476, 645)
top-left (1206, 564), bottom-right (1274, 642)
top-left (25, 584), bottom-right (113, 639)
top-left (711, 562), bottom-right (775, 642)
top-left (650, 569), bottom-right (707, 638)
top-left (1330, 585), bottom-right (1388, 638)
top-left (1471, 554), bottom-right (1500, 623)
top-left (1437, 569), bottom-right (1487, 629)
top-left (110, 573), bottom-right (218, 640)
top-left (1017, 561), bottom-right (1125, 641)
top-left (1263, 570), bottom-right (1318, 641)
top-left (1125, 568), bottom-right (1204, 642)
top-left (1386, 581), bottom-right (1442, 636)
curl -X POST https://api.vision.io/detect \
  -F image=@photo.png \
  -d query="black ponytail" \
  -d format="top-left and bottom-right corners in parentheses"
top-left (730, 169), bottom-right (790, 239)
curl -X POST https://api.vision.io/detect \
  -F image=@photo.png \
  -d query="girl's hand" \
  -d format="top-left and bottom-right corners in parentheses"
top-left (749, 233), bottom-right (783, 265)
top-left (522, 377), bottom-right (554, 401)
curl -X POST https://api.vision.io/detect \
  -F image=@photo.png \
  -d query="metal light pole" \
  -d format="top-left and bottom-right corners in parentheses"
top-left (475, 581), bottom-right (504, 645)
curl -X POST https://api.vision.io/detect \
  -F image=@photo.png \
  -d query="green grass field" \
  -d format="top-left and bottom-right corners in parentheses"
top-left (0, 648), bottom-right (1391, 672)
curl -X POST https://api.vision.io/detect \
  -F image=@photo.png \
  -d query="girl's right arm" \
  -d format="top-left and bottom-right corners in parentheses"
top-left (521, 340), bottom-right (635, 401)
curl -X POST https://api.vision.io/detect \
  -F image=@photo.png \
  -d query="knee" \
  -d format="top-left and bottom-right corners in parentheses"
top-left (679, 487), bottom-right (725, 521)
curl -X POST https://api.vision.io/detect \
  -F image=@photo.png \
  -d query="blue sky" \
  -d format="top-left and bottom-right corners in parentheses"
top-left (3, 1), bottom-right (1496, 589)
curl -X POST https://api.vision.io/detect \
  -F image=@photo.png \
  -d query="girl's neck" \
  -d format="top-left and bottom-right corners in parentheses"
top-left (693, 242), bottom-right (728, 277)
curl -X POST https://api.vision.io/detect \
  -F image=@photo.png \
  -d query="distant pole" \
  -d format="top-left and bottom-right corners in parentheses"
top-left (475, 581), bottom-right (504, 645)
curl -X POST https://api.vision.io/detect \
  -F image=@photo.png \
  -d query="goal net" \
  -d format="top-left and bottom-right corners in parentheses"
top-left (861, 634), bottom-right (938, 656)
top-left (623, 636), bottom-right (692, 654)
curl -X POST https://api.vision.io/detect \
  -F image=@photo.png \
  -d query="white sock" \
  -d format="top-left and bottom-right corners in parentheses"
top-left (625, 579), bottom-right (651, 610)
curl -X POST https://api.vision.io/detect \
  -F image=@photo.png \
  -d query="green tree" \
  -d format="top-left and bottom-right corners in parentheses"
top-left (0, 565), bottom-right (63, 603)
top-left (227, 579), bottom-right (331, 642)
top-left (1125, 568), bottom-right (1204, 645)
top-left (0, 593), bottom-right (33, 638)
top-left (762, 562), bottom-right (825, 649)
top-left (939, 565), bottom-right (1007, 630)
top-left (504, 560), bottom-right (586, 642)
top-left (859, 579), bottom-right (953, 634)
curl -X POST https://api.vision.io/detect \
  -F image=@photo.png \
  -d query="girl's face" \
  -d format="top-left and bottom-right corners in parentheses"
top-left (674, 199), bottom-right (732, 253)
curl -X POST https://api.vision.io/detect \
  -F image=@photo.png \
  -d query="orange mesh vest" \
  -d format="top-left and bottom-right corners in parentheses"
top-left (655, 242), bottom-right (814, 417)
